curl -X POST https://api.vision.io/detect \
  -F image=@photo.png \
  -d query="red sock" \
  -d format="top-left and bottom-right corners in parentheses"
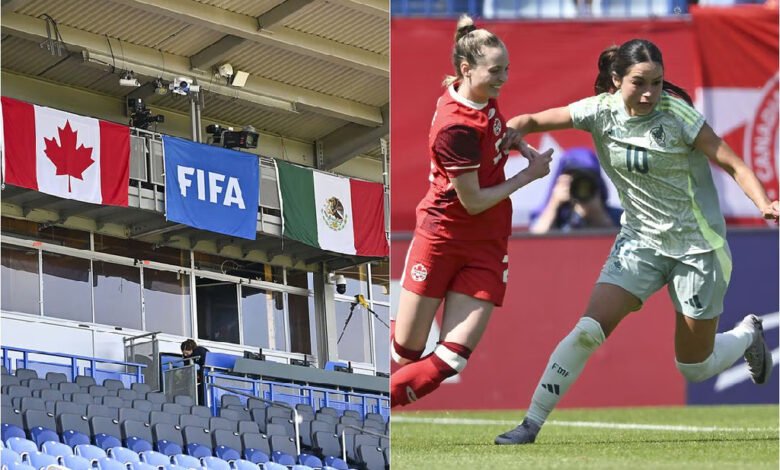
top-left (391, 342), bottom-right (471, 407)
top-left (391, 335), bottom-right (424, 363)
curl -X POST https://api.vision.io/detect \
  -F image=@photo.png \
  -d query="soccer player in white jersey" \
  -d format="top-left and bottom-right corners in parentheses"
top-left (494, 39), bottom-right (779, 445)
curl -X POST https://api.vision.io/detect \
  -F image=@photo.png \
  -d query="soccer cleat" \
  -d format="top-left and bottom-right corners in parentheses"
top-left (742, 314), bottom-right (773, 385)
top-left (494, 418), bottom-right (541, 445)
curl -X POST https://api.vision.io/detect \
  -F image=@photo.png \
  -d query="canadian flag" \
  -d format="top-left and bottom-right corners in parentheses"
top-left (1, 96), bottom-right (129, 206)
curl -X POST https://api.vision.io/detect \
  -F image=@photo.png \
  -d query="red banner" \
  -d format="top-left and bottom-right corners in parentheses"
top-left (691, 6), bottom-right (779, 221)
top-left (391, 236), bottom-right (685, 410)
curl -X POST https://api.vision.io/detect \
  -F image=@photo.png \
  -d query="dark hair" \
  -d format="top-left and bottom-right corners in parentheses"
top-left (444, 14), bottom-right (505, 86)
top-left (594, 39), bottom-right (692, 105)
top-left (181, 339), bottom-right (197, 352)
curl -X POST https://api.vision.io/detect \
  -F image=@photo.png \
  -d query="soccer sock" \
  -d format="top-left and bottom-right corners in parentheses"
top-left (391, 336), bottom-right (424, 364)
top-left (525, 317), bottom-right (605, 426)
top-left (390, 341), bottom-right (471, 408)
top-left (675, 322), bottom-right (754, 382)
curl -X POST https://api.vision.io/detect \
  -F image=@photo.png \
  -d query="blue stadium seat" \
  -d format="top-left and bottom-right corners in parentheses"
top-left (90, 416), bottom-right (123, 450)
top-left (8, 461), bottom-right (35, 470)
top-left (97, 456), bottom-right (128, 470)
top-left (173, 396), bottom-right (194, 408)
top-left (298, 453), bottom-right (322, 468)
top-left (231, 459), bottom-right (259, 470)
top-left (166, 465), bottom-right (188, 470)
top-left (58, 413), bottom-right (92, 447)
top-left (291, 465), bottom-right (314, 470)
top-left (62, 454), bottom-right (93, 470)
top-left (1, 448), bottom-right (22, 467)
top-left (140, 449), bottom-right (172, 466)
top-left (152, 423), bottom-right (184, 456)
top-left (42, 440), bottom-right (74, 460)
top-left (323, 455), bottom-right (349, 470)
top-left (262, 462), bottom-right (287, 470)
top-left (107, 446), bottom-right (141, 464)
top-left (201, 456), bottom-right (231, 470)
top-left (122, 420), bottom-right (154, 453)
top-left (74, 443), bottom-right (108, 461)
top-left (271, 450), bottom-right (295, 466)
top-left (23, 409), bottom-right (59, 447)
top-left (1, 407), bottom-right (27, 442)
top-left (6, 437), bottom-right (37, 457)
top-left (182, 426), bottom-right (212, 458)
top-left (211, 429), bottom-right (241, 461)
top-left (240, 433), bottom-right (269, 465)
top-left (128, 462), bottom-right (161, 470)
top-left (27, 451), bottom-right (59, 469)
top-left (172, 453), bottom-right (202, 468)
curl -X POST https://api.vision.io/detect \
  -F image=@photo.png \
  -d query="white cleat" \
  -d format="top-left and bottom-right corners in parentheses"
top-left (741, 314), bottom-right (773, 385)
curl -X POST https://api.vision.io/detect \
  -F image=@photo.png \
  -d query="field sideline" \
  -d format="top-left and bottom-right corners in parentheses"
top-left (390, 405), bottom-right (779, 469)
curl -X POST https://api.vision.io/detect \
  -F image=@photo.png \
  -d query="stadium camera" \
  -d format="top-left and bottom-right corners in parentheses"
top-left (127, 97), bottom-right (165, 130)
top-left (119, 71), bottom-right (140, 87)
top-left (170, 76), bottom-right (200, 95)
top-left (206, 123), bottom-right (259, 150)
top-left (328, 273), bottom-right (347, 295)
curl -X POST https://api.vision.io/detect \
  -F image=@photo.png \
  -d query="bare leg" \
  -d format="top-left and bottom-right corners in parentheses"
top-left (392, 288), bottom-right (442, 365)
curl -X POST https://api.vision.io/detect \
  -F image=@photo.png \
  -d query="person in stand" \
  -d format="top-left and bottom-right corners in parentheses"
top-left (495, 38), bottom-right (778, 445)
top-left (390, 14), bottom-right (553, 408)
top-left (529, 147), bottom-right (621, 233)
top-left (181, 339), bottom-right (209, 405)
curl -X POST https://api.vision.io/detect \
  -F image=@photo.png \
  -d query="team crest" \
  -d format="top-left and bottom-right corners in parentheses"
top-left (487, 108), bottom-right (496, 119)
top-left (321, 196), bottom-right (348, 231)
top-left (410, 263), bottom-right (428, 282)
top-left (650, 125), bottom-right (666, 146)
top-left (492, 118), bottom-right (502, 136)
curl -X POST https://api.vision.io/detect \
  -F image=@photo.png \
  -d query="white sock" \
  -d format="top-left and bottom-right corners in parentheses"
top-left (676, 323), bottom-right (754, 382)
top-left (526, 317), bottom-right (605, 426)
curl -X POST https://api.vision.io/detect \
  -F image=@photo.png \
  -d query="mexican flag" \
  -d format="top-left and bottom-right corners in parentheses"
top-left (275, 160), bottom-right (388, 257)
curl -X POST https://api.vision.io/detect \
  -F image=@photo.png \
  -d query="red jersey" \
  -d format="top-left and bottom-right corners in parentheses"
top-left (415, 84), bottom-right (512, 240)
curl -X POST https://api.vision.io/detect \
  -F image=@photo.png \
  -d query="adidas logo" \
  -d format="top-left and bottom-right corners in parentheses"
top-left (685, 295), bottom-right (703, 309)
top-left (541, 383), bottom-right (560, 395)
top-left (406, 386), bottom-right (418, 403)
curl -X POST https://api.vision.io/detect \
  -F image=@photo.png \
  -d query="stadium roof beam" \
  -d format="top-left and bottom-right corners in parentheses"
top-left (189, 35), bottom-right (246, 71)
top-left (257, 0), bottom-right (315, 29)
top-left (122, 0), bottom-right (388, 78)
top-left (3, 12), bottom-right (383, 126)
top-left (329, 0), bottom-right (388, 18)
top-left (318, 103), bottom-right (389, 170)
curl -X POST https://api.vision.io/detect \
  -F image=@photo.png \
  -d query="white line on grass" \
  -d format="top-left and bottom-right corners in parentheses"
top-left (391, 416), bottom-right (778, 433)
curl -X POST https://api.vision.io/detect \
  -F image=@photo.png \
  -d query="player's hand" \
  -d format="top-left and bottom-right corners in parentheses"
top-left (525, 147), bottom-right (553, 180)
top-left (501, 128), bottom-right (524, 152)
top-left (761, 200), bottom-right (779, 223)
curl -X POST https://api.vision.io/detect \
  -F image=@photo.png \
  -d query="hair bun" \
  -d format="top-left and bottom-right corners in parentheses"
top-left (455, 14), bottom-right (477, 42)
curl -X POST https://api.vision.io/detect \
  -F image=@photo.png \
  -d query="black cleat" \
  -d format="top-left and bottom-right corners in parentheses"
top-left (741, 314), bottom-right (773, 385)
top-left (494, 418), bottom-right (541, 445)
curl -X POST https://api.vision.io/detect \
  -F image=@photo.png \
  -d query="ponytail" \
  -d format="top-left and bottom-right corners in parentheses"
top-left (444, 14), bottom-right (504, 87)
top-left (662, 80), bottom-right (693, 105)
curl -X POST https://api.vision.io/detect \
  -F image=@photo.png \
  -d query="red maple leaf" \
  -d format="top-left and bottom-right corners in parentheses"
top-left (43, 120), bottom-right (95, 192)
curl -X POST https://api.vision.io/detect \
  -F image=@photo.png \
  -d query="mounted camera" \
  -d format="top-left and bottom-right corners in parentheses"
top-left (127, 98), bottom-right (164, 130)
top-left (567, 169), bottom-right (599, 203)
top-left (328, 273), bottom-right (347, 295)
top-left (169, 76), bottom-right (200, 96)
top-left (206, 123), bottom-right (259, 150)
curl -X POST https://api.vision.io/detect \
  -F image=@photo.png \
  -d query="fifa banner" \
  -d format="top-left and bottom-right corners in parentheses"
top-left (163, 136), bottom-right (260, 240)
top-left (276, 161), bottom-right (388, 257)
top-left (391, 12), bottom-right (777, 231)
top-left (391, 231), bottom-right (778, 410)
top-left (691, 6), bottom-right (779, 225)
top-left (1, 96), bottom-right (129, 206)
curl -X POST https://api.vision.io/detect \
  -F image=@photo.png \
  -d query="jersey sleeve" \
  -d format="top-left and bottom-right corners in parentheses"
top-left (568, 95), bottom-right (604, 133)
top-left (433, 124), bottom-right (482, 177)
top-left (657, 94), bottom-right (705, 146)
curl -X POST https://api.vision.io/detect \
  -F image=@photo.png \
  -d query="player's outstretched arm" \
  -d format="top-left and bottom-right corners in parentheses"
top-left (451, 150), bottom-right (553, 215)
top-left (507, 106), bottom-right (574, 137)
top-left (694, 123), bottom-right (779, 222)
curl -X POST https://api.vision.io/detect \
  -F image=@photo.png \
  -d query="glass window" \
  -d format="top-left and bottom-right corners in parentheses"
top-left (240, 286), bottom-right (270, 349)
top-left (287, 269), bottom-right (313, 291)
top-left (95, 235), bottom-right (188, 267)
top-left (273, 292), bottom-right (287, 351)
top-left (335, 299), bottom-right (369, 363)
top-left (288, 292), bottom-right (314, 355)
top-left (42, 253), bottom-right (92, 322)
top-left (372, 303), bottom-right (390, 374)
top-left (1, 217), bottom-right (89, 249)
top-left (369, 262), bottom-right (390, 304)
top-left (144, 269), bottom-right (192, 337)
top-left (1, 244), bottom-right (40, 315)
top-left (196, 278), bottom-right (239, 344)
top-left (94, 261), bottom-right (142, 330)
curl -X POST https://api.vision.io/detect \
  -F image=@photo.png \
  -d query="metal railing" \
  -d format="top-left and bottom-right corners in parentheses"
top-left (1, 346), bottom-right (146, 384)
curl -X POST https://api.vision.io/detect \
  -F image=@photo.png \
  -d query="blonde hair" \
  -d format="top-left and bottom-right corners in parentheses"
top-left (443, 15), bottom-right (505, 86)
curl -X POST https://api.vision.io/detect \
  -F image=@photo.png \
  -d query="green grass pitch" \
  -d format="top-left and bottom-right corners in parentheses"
top-left (390, 405), bottom-right (779, 469)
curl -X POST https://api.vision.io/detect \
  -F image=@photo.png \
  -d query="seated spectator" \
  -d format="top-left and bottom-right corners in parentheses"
top-left (529, 147), bottom-right (622, 233)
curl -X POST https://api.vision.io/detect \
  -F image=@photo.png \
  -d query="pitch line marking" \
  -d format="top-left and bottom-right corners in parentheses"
top-left (391, 416), bottom-right (778, 433)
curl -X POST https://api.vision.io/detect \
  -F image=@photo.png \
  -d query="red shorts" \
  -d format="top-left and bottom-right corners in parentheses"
top-left (400, 231), bottom-right (509, 306)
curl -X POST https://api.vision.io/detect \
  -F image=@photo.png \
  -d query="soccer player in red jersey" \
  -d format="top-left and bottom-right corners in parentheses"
top-left (390, 15), bottom-right (553, 408)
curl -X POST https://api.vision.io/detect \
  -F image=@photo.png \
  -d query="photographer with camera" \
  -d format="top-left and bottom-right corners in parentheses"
top-left (529, 147), bottom-right (621, 233)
